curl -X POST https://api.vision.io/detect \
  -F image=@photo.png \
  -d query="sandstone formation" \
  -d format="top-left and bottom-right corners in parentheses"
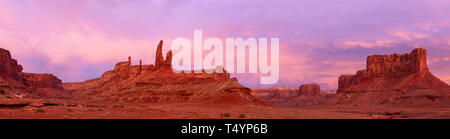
top-left (154, 40), bottom-right (172, 70)
top-left (0, 48), bottom-right (24, 82)
top-left (23, 73), bottom-right (64, 90)
top-left (251, 86), bottom-right (300, 104)
top-left (0, 48), bottom-right (25, 90)
top-left (329, 48), bottom-right (450, 106)
top-left (299, 84), bottom-right (320, 96)
top-left (64, 40), bottom-right (263, 105)
top-left (251, 85), bottom-right (335, 107)
top-left (0, 48), bottom-right (67, 99)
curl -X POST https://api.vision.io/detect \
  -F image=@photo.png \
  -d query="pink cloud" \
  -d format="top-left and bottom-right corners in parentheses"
top-left (0, 25), bottom-right (161, 65)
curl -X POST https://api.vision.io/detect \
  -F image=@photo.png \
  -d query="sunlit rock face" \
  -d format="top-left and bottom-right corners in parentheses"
top-left (331, 48), bottom-right (450, 107)
top-left (0, 48), bottom-right (24, 82)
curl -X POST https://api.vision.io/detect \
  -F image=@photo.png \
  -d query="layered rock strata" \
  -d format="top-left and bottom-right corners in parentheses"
top-left (330, 48), bottom-right (450, 106)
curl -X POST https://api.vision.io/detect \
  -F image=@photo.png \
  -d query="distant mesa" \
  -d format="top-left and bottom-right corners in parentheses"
top-left (251, 84), bottom-right (335, 107)
top-left (299, 84), bottom-right (320, 97)
top-left (329, 48), bottom-right (450, 106)
top-left (251, 86), bottom-right (299, 106)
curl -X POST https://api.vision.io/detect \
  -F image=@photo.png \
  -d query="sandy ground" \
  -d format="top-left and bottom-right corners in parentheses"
top-left (1, 101), bottom-right (449, 119)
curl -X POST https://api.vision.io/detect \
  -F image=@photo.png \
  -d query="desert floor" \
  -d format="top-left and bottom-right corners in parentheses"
top-left (1, 100), bottom-right (449, 119)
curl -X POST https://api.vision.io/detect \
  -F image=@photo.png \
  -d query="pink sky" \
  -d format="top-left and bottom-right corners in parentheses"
top-left (0, 0), bottom-right (449, 89)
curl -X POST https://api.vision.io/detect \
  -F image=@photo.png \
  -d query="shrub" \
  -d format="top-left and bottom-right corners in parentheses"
top-left (221, 113), bottom-right (231, 117)
top-left (35, 109), bottom-right (45, 113)
top-left (239, 114), bottom-right (246, 118)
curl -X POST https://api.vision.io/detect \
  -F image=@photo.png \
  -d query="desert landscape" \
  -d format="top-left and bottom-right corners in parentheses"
top-left (1, 40), bottom-right (449, 119)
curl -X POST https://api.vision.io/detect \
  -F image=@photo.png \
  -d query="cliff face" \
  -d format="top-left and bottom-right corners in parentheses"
top-left (0, 48), bottom-right (67, 98)
top-left (331, 48), bottom-right (450, 106)
top-left (0, 48), bottom-right (24, 83)
top-left (64, 40), bottom-right (263, 105)
top-left (338, 48), bottom-right (430, 93)
top-left (366, 48), bottom-right (428, 77)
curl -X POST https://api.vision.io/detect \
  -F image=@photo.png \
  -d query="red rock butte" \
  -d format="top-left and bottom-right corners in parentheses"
top-left (329, 48), bottom-right (450, 106)
top-left (0, 40), bottom-right (264, 105)
top-left (299, 84), bottom-right (321, 97)
top-left (63, 40), bottom-right (263, 105)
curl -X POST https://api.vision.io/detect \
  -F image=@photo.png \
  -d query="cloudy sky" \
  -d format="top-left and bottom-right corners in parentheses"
top-left (1, 0), bottom-right (449, 89)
